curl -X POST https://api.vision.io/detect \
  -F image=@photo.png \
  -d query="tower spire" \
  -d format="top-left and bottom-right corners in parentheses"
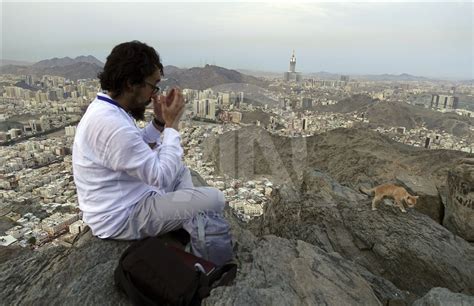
top-left (289, 50), bottom-right (296, 72)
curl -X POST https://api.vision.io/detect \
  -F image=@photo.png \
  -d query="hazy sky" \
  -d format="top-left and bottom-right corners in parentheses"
top-left (1, 1), bottom-right (473, 79)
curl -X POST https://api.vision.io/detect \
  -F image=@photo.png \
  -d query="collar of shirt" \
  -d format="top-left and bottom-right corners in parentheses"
top-left (97, 92), bottom-right (136, 125)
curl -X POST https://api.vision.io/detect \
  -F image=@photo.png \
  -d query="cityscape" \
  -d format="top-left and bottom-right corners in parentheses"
top-left (0, 51), bottom-right (472, 249)
top-left (2, 2), bottom-right (474, 304)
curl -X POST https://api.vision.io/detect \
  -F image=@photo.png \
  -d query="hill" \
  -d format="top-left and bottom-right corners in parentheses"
top-left (161, 64), bottom-right (269, 90)
top-left (0, 56), bottom-right (104, 80)
top-left (203, 126), bottom-right (469, 189)
top-left (315, 94), bottom-right (474, 138)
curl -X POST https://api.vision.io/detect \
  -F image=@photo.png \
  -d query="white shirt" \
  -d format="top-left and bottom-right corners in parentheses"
top-left (72, 93), bottom-right (184, 238)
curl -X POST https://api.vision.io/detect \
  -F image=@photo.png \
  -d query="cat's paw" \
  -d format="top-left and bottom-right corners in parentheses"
top-left (371, 208), bottom-right (377, 211)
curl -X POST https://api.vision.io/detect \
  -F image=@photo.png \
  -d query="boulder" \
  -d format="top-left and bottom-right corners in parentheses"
top-left (257, 169), bottom-right (474, 297)
top-left (443, 158), bottom-right (474, 242)
top-left (223, 211), bottom-right (406, 305)
top-left (0, 230), bottom-right (132, 305)
top-left (205, 236), bottom-right (383, 306)
top-left (396, 172), bottom-right (443, 223)
top-left (413, 287), bottom-right (474, 306)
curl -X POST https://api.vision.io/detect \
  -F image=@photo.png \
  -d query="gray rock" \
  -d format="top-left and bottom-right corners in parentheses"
top-left (205, 235), bottom-right (382, 306)
top-left (396, 172), bottom-right (443, 223)
top-left (0, 210), bottom-right (391, 306)
top-left (0, 231), bottom-right (132, 305)
top-left (257, 169), bottom-right (474, 297)
top-left (443, 158), bottom-right (474, 242)
top-left (1, 169), bottom-right (471, 305)
top-left (413, 287), bottom-right (474, 306)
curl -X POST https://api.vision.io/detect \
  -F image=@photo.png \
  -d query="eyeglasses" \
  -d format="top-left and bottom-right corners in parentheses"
top-left (144, 81), bottom-right (161, 95)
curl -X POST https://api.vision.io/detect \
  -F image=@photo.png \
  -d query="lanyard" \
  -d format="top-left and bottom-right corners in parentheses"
top-left (97, 95), bottom-right (136, 126)
top-left (97, 95), bottom-right (124, 110)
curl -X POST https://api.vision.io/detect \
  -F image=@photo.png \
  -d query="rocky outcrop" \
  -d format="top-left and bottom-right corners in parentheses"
top-left (443, 158), bottom-right (474, 242)
top-left (1, 169), bottom-right (472, 305)
top-left (214, 210), bottom-right (408, 305)
top-left (0, 170), bottom-right (403, 305)
top-left (203, 126), bottom-right (469, 190)
top-left (413, 287), bottom-right (474, 306)
top-left (0, 231), bottom-right (131, 305)
top-left (205, 236), bottom-right (383, 306)
top-left (396, 172), bottom-right (443, 223)
top-left (0, 209), bottom-right (403, 305)
top-left (257, 169), bottom-right (474, 297)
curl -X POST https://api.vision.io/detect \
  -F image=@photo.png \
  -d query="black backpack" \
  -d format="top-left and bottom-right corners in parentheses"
top-left (114, 236), bottom-right (237, 306)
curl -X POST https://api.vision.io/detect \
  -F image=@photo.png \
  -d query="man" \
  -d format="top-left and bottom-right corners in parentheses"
top-left (72, 41), bottom-right (225, 240)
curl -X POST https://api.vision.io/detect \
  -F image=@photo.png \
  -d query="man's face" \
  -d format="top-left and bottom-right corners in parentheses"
top-left (129, 68), bottom-right (162, 121)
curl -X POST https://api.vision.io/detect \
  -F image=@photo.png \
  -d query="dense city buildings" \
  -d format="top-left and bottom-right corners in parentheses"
top-left (0, 68), bottom-right (472, 248)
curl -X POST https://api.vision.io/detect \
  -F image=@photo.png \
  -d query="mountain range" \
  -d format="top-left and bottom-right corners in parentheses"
top-left (0, 56), bottom-right (104, 81)
top-left (2, 55), bottom-right (458, 83)
top-left (0, 56), bottom-right (268, 88)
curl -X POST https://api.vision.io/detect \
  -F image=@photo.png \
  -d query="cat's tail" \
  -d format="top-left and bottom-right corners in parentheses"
top-left (359, 186), bottom-right (374, 196)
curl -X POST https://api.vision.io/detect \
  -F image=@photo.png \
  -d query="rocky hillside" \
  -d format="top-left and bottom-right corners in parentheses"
top-left (32, 56), bottom-right (104, 68)
top-left (0, 56), bottom-right (103, 80)
top-left (315, 94), bottom-right (474, 138)
top-left (1, 164), bottom-right (473, 305)
top-left (203, 126), bottom-right (469, 189)
top-left (161, 64), bottom-right (268, 90)
top-left (254, 168), bottom-right (474, 299)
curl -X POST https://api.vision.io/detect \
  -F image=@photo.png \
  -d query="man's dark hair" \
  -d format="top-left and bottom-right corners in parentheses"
top-left (98, 40), bottom-right (164, 97)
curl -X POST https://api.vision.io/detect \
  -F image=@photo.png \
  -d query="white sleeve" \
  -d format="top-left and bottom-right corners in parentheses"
top-left (102, 126), bottom-right (183, 190)
top-left (140, 121), bottom-right (162, 144)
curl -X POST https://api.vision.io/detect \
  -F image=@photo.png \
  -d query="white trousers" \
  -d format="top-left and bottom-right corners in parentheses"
top-left (111, 166), bottom-right (225, 240)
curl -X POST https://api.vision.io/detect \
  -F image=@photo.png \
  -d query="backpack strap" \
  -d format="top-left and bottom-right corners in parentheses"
top-left (196, 212), bottom-right (208, 260)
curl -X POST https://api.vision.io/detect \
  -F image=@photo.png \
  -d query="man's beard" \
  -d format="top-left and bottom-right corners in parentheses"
top-left (129, 97), bottom-right (152, 121)
top-left (129, 105), bottom-right (146, 121)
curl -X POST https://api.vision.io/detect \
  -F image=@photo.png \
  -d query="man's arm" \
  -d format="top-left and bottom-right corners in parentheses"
top-left (140, 118), bottom-right (165, 149)
top-left (103, 125), bottom-right (184, 191)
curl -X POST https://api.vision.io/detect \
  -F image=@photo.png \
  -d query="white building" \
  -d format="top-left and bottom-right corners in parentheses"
top-left (0, 235), bottom-right (17, 246)
top-left (65, 125), bottom-right (77, 137)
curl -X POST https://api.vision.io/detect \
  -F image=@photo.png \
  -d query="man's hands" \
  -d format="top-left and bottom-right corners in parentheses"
top-left (152, 88), bottom-right (184, 131)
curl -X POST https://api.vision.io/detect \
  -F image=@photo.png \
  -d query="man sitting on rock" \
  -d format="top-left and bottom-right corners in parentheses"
top-left (72, 41), bottom-right (226, 240)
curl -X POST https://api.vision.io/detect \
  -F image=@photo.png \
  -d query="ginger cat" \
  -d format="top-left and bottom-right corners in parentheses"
top-left (359, 184), bottom-right (419, 213)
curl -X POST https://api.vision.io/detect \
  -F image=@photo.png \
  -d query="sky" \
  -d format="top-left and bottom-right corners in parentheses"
top-left (1, 1), bottom-right (473, 79)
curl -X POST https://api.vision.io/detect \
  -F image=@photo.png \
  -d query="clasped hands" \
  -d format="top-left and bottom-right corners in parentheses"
top-left (151, 88), bottom-right (185, 131)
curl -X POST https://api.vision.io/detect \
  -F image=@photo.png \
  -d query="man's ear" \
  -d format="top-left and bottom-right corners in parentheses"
top-left (124, 80), bottom-right (135, 93)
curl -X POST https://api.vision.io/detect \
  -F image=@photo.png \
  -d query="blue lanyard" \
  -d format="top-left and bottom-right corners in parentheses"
top-left (97, 94), bottom-right (137, 127)
top-left (97, 95), bottom-right (124, 110)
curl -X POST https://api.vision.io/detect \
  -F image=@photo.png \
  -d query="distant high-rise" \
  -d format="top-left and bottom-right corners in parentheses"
top-left (430, 94), bottom-right (459, 111)
top-left (194, 98), bottom-right (216, 120)
top-left (25, 75), bottom-right (33, 86)
top-left (340, 75), bottom-right (350, 82)
top-left (283, 50), bottom-right (302, 83)
top-left (289, 51), bottom-right (296, 72)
